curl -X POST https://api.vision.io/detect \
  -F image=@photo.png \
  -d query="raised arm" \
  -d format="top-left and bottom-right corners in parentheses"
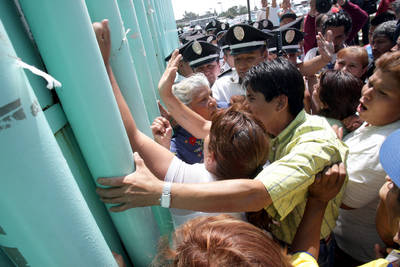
top-left (158, 50), bottom-right (211, 139)
top-left (340, 0), bottom-right (369, 43)
top-left (303, 0), bottom-right (318, 54)
top-left (291, 163), bottom-right (346, 259)
top-left (93, 20), bottom-right (173, 179)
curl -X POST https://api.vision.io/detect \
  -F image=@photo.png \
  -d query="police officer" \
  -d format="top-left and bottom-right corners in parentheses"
top-left (182, 40), bottom-right (221, 86)
top-left (165, 41), bottom-right (194, 81)
top-left (211, 24), bottom-right (272, 103)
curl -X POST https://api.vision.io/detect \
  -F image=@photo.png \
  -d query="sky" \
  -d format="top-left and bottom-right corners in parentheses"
top-left (171, 0), bottom-right (261, 20)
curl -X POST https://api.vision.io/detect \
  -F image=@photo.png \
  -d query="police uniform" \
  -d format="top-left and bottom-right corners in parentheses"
top-left (279, 17), bottom-right (303, 31)
top-left (211, 24), bottom-right (272, 103)
top-left (196, 35), bottom-right (217, 44)
top-left (165, 41), bottom-right (194, 83)
top-left (205, 19), bottom-right (222, 35)
top-left (182, 40), bottom-right (220, 69)
top-left (165, 40), bottom-right (194, 62)
top-left (252, 19), bottom-right (274, 31)
top-left (267, 27), bottom-right (304, 57)
top-left (217, 31), bottom-right (232, 74)
top-left (216, 22), bottom-right (229, 39)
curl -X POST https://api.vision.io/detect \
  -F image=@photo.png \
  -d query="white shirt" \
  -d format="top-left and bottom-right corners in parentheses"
top-left (211, 69), bottom-right (244, 103)
top-left (165, 157), bottom-right (246, 228)
top-left (256, 6), bottom-right (280, 26)
top-left (334, 120), bottom-right (400, 262)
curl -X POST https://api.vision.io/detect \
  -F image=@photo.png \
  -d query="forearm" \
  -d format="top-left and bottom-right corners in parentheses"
top-left (300, 55), bottom-right (330, 76)
top-left (291, 197), bottom-right (328, 259)
top-left (161, 93), bottom-right (211, 139)
top-left (133, 132), bottom-right (174, 179)
top-left (106, 64), bottom-right (140, 146)
top-left (106, 64), bottom-right (174, 178)
top-left (304, 15), bottom-right (317, 54)
top-left (342, 1), bottom-right (368, 42)
top-left (169, 179), bottom-right (271, 212)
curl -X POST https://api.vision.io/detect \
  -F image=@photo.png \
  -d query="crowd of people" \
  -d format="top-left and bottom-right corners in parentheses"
top-left (92, 0), bottom-right (400, 265)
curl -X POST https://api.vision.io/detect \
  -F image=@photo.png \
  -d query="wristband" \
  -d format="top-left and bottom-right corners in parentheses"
top-left (160, 181), bottom-right (172, 208)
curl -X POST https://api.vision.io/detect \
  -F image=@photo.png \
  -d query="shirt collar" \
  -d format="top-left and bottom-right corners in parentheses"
top-left (272, 109), bottom-right (306, 143)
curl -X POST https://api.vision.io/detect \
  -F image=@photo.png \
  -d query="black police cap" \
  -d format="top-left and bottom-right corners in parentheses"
top-left (217, 32), bottom-right (230, 51)
top-left (165, 40), bottom-right (194, 61)
top-left (268, 27), bottom-right (304, 54)
top-left (216, 22), bottom-right (230, 37)
top-left (205, 19), bottom-right (222, 32)
top-left (225, 24), bottom-right (273, 55)
top-left (182, 40), bottom-right (221, 69)
top-left (197, 35), bottom-right (217, 43)
top-left (252, 19), bottom-right (274, 31)
top-left (279, 17), bottom-right (304, 30)
top-left (280, 12), bottom-right (297, 23)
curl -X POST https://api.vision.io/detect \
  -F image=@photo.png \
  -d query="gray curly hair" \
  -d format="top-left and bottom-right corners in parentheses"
top-left (172, 73), bottom-right (210, 105)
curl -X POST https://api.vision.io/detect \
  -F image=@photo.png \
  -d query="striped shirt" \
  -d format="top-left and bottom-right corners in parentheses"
top-left (256, 110), bottom-right (349, 244)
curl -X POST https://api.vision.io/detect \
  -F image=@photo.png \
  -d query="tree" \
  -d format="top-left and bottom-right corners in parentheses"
top-left (220, 5), bottom-right (239, 18)
top-left (183, 11), bottom-right (198, 20)
top-left (238, 5), bottom-right (248, 14)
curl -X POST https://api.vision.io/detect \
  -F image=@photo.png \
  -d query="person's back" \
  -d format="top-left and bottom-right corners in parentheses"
top-left (333, 51), bottom-right (400, 263)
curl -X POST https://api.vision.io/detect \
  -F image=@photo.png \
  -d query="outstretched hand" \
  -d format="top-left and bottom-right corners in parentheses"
top-left (158, 49), bottom-right (182, 98)
top-left (309, 163), bottom-right (346, 203)
top-left (96, 152), bottom-right (164, 212)
top-left (317, 30), bottom-right (334, 62)
top-left (93, 19), bottom-right (111, 65)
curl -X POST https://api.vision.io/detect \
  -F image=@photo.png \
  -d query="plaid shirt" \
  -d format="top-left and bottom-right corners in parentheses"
top-left (256, 110), bottom-right (349, 244)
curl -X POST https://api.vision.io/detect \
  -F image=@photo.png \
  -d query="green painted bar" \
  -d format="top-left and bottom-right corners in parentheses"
top-left (86, 0), bottom-right (174, 237)
top-left (0, 248), bottom-right (13, 267)
top-left (117, 0), bottom-right (161, 95)
top-left (149, 0), bottom-right (167, 58)
top-left (55, 125), bottom-right (132, 267)
top-left (0, 19), bottom-right (117, 266)
top-left (85, 0), bottom-right (153, 136)
top-left (43, 103), bottom-right (68, 134)
top-left (131, 0), bottom-right (163, 99)
top-left (116, 0), bottom-right (162, 118)
top-left (165, 0), bottom-right (180, 50)
top-left (17, 0), bottom-right (160, 265)
top-left (115, 0), bottom-right (175, 236)
top-left (152, 0), bottom-right (167, 58)
top-left (160, 0), bottom-right (175, 61)
top-left (136, 0), bottom-right (164, 73)
top-left (143, 0), bottom-right (168, 69)
top-left (0, 0), bottom-right (53, 110)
